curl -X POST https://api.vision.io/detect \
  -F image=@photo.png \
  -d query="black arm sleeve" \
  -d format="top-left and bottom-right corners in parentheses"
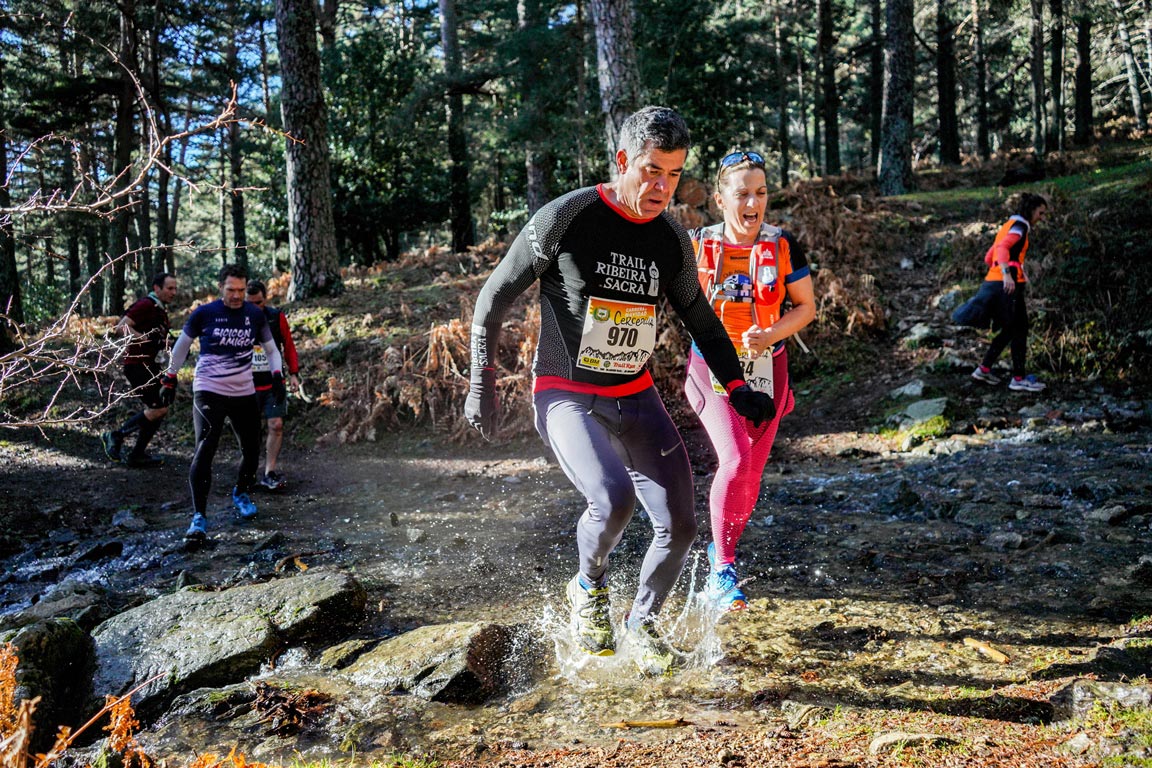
top-left (470, 212), bottom-right (554, 373)
top-left (664, 224), bottom-right (745, 388)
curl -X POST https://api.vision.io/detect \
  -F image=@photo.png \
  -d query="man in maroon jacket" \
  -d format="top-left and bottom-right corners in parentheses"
top-left (245, 280), bottom-right (301, 490)
top-left (102, 273), bottom-right (178, 467)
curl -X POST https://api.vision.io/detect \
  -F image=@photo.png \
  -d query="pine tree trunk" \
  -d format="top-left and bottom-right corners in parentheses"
top-left (85, 222), bottom-right (104, 316)
top-left (519, 0), bottom-right (554, 215)
top-left (1048, 0), bottom-right (1065, 151)
top-left (1111, 0), bottom-right (1148, 130)
top-left (870, 0), bottom-right (883, 168)
top-left (109, 0), bottom-right (138, 315)
top-left (937, 0), bottom-right (960, 164)
top-left (64, 140), bottom-right (81, 297)
top-left (149, 0), bottom-right (170, 272)
top-left (1073, 13), bottom-right (1094, 145)
top-left (226, 3), bottom-right (248, 267)
top-left (588, 0), bottom-right (641, 170)
top-left (775, 0), bottom-right (791, 187)
top-left (439, 0), bottom-right (474, 252)
top-left (819, 0), bottom-right (840, 175)
top-left (1030, 0), bottom-right (1047, 162)
top-left (879, 0), bottom-right (915, 195)
top-left (317, 0), bottom-right (338, 51)
top-left (0, 134), bottom-right (22, 349)
top-left (276, 0), bottom-right (342, 299)
top-left (973, 0), bottom-right (991, 159)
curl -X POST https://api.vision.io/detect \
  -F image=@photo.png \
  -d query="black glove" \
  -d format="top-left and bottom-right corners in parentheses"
top-left (464, 367), bottom-right (499, 440)
top-left (159, 372), bottom-right (178, 407)
top-left (728, 384), bottom-right (776, 427)
top-left (271, 371), bottom-right (287, 401)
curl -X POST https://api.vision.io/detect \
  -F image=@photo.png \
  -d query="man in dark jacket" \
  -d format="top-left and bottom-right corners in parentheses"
top-left (102, 272), bottom-right (178, 467)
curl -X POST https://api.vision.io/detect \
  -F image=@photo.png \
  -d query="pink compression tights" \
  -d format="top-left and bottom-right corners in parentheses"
top-left (684, 348), bottom-right (794, 566)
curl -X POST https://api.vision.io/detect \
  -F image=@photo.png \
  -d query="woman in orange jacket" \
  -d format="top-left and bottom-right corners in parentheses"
top-left (685, 151), bottom-right (816, 611)
top-left (970, 193), bottom-right (1049, 392)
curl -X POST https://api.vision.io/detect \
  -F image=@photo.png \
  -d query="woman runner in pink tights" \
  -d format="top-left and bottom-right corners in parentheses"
top-left (686, 151), bottom-right (816, 611)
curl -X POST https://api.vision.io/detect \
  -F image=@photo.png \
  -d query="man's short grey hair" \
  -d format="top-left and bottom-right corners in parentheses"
top-left (617, 106), bottom-right (691, 159)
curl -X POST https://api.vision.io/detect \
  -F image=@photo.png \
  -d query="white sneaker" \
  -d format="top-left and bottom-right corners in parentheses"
top-left (971, 366), bottom-right (1001, 385)
top-left (1008, 374), bottom-right (1046, 392)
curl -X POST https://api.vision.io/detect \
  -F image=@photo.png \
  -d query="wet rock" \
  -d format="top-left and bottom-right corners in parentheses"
top-left (1072, 478), bottom-right (1120, 502)
top-left (318, 638), bottom-right (377, 669)
top-left (5, 582), bottom-right (113, 631)
top-left (253, 532), bottom-right (287, 552)
top-left (1052, 680), bottom-right (1152, 721)
top-left (955, 503), bottom-right (1009, 529)
top-left (74, 540), bottom-right (124, 563)
top-left (0, 619), bottom-right (95, 751)
top-left (111, 509), bottom-right (147, 532)
top-left (1131, 555), bottom-right (1152, 586)
top-left (869, 732), bottom-right (959, 754)
top-left (982, 531), bottom-right (1024, 550)
top-left (173, 570), bottom-right (201, 590)
top-left (344, 621), bottom-right (514, 703)
top-left (92, 570), bottom-right (366, 719)
top-left (1084, 505), bottom-right (1130, 525)
top-left (406, 528), bottom-right (427, 543)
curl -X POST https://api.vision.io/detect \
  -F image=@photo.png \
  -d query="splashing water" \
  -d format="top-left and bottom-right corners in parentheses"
top-left (539, 557), bottom-right (729, 687)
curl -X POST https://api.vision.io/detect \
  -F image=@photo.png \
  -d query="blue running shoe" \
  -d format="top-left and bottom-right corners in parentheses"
top-left (704, 542), bottom-right (747, 611)
top-left (232, 488), bottom-right (258, 519)
top-left (185, 513), bottom-right (208, 540)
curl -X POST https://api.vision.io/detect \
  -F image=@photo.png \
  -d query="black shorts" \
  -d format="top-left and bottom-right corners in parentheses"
top-left (124, 363), bottom-right (165, 409)
top-left (256, 387), bottom-right (287, 419)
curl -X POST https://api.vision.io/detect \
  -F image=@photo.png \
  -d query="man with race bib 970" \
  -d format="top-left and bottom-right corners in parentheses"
top-left (465, 106), bottom-right (775, 676)
top-left (163, 264), bottom-right (284, 542)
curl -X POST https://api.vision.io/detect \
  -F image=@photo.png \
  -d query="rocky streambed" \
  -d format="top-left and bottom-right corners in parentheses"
top-left (1, 383), bottom-right (1150, 767)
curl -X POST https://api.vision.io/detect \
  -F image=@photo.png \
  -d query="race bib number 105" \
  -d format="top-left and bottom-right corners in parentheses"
top-left (577, 298), bottom-right (657, 375)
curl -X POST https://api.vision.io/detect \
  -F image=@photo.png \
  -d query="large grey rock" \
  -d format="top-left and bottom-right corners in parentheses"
top-left (343, 622), bottom-right (513, 703)
top-left (92, 570), bottom-right (365, 719)
top-left (1, 619), bottom-right (95, 751)
top-left (1052, 680), bottom-right (1152, 721)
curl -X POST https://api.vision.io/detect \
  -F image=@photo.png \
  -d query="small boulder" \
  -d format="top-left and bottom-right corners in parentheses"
top-left (92, 570), bottom-right (365, 719)
top-left (343, 622), bottom-right (514, 704)
top-left (1, 619), bottom-right (95, 751)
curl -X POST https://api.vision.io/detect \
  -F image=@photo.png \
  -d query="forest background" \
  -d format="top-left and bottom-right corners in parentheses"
top-left (0, 0), bottom-right (1151, 429)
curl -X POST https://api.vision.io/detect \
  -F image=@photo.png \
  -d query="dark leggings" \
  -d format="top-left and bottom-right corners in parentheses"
top-left (190, 390), bottom-right (261, 515)
top-left (981, 282), bottom-right (1029, 377)
top-left (534, 386), bottom-right (696, 624)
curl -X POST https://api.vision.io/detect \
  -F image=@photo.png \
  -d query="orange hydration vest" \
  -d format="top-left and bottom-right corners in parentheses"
top-left (694, 223), bottom-right (792, 333)
top-left (984, 215), bottom-right (1030, 283)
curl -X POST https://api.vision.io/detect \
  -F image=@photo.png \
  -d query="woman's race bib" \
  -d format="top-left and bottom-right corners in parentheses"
top-left (577, 297), bottom-right (657, 375)
top-left (711, 349), bottom-right (774, 395)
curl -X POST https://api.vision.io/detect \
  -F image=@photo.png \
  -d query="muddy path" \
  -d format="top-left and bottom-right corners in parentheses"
top-left (1, 368), bottom-right (1150, 766)
top-left (3, 210), bottom-right (1152, 764)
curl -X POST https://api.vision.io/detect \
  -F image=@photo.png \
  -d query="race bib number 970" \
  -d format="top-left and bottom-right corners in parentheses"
top-left (577, 298), bottom-right (657, 375)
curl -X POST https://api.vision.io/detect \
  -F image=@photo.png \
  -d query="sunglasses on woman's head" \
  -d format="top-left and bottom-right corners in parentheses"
top-left (720, 151), bottom-right (766, 168)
